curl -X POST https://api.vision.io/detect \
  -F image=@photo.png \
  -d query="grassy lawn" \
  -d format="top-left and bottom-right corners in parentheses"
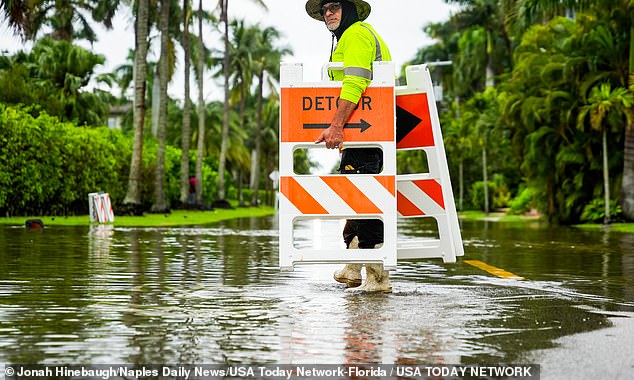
top-left (0, 207), bottom-right (276, 227)
top-left (459, 210), bottom-right (634, 232)
top-left (571, 223), bottom-right (634, 233)
top-left (4, 207), bottom-right (632, 232)
top-left (458, 210), bottom-right (544, 223)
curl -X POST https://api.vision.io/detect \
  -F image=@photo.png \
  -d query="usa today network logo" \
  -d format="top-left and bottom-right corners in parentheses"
top-left (3, 364), bottom-right (540, 379)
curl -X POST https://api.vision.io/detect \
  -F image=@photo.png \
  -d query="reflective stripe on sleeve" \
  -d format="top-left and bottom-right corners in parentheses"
top-left (344, 66), bottom-right (372, 79)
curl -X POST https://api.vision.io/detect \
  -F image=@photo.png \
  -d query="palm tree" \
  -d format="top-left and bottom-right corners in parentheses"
top-left (215, 0), bottom-right (266, 206)
top-left (441, 0), bottom-right (513, 212)
top-left (462, 88), bottom-right (498, 213)
top-left (230, 20), bottom-right (256, 206)
top-left (194, 0), bottom-right (207, 207)
top-left (1, 37), bottom-right (114, 124)
top-left (228, 20), bottom-right (256, 144)
top-left (3, 0), bottom-right (121, 42)
top-left (515, 0), bottom-right (634, 220)
top-left (445, 0), bottom-right (512, 95)
top-left (498, 16), bottom-right (583, 223)
top-left (123, 0), bottom-right (150, 212)
top-left (216, 0), bottom-right (230, 206)
top-left (113, 49), bottom-right (135, 98)
top-left (444, 102), bottom-right (473, 211)
top-left (179, 0), bottom-right (192, 206)
top-left (259, 96), bottom-right (282, 205)
top-left (250, 24), bottom-right (290, 206)
top-left (578, 83), bottom-right (634, 224)
top-left (208, 19), bottom-right (256, 205)
top-left (0, 0), bottom-right (31, 36)
top-left (151, 0), bottom-right (171, 213)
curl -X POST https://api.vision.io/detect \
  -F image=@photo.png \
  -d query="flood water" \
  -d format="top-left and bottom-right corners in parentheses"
top-left (0, 217), bottom-right (633, 370)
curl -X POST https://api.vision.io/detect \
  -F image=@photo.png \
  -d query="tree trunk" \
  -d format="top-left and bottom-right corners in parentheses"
top-left (180, 0), bottom-right (192, 206)
top-left (151, 0), bottom-right (170, 213)
top-left (195, 0), bottom-right (205, 207)
top-left (547, 176), bottom-right (555, 224)
top-left (622, 19), bottom-right (634, 220)
top-left (237, 169), bottom-right (244, 206)
top-left (216, 0), bottom-right (230, 202)
top-left (151, 66), bottom-right (160, 136)
top-left (123, 0), bottom-right (149, 211)
top-left (482, 140), bottom-right (489, 214)
top-left (251, 71), bottom-right (264, 206)
top-left (622, 107), bottom-right (634, 220)
top-left (485, 31), bottom-right (495, 88)
top-left (602, 127), bottom-right (611, 224)
top-left (459, 158), bottom-right (464, 211)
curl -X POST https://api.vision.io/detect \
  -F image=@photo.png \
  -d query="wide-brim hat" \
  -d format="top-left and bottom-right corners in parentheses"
top-left (305, 0), bottom-right (371, 22)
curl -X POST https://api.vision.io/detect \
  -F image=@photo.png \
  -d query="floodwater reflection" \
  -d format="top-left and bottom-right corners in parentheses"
top-left (0, 217), bottom-right (632, 366)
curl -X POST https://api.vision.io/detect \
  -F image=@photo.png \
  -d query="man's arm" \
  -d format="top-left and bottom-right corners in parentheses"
top-left (314, 99), bottom-right (357, 149)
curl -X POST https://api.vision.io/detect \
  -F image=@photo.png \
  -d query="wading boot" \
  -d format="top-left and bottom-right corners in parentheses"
top-left (333, 237), bottom-right (362, 287)
top-left (346, 244), bottom-right (392, 293)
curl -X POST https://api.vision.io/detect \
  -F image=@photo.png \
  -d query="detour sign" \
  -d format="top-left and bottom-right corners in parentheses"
top-left (280, 87), bottom-right (395, 143)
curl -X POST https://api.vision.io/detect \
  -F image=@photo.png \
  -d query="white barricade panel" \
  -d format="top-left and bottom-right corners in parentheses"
top-left (89, 192), bottom-right (98, 222)
top-left (278, 62), bottom-right (463, 270)
top-left (89, 192), bottom-right (115, 223)
top-left (279, 62), bottom-right (397, 271)
top-left (102, 193), bottom-right (115, 222)
top-left (395, 65), bottom-right (463, 262)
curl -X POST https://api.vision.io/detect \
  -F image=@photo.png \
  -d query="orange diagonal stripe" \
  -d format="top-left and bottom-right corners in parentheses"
top-left (280, 177), bottom-right (329, 215)
top-left (321, 177), bottom-right (382, 214)
top-left (414, 179), bottom-right (445, 209)
top-left (374, 176), bottom-right (395, 196)
top-left (397, 191), bottom-right (425, 216)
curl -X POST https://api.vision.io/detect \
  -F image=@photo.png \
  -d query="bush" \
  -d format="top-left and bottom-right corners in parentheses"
top-left (509, 187), bottom-right (536, 215)
top-left (491, 174), bottom-right (511, 209)
top-left (581, 198), bottom-right (623, 223)
top-left (471, 174), bottom-right (511, 211)
top-left (471, 182), bottom-right (490, 211)
top-left (0, 105), bottom-right (128, 215)
top-left (0, 104), bottom-right (222, 216)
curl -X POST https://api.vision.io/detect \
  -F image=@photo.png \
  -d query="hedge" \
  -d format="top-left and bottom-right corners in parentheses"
top-left (0, 105), bottom-right (217, 216)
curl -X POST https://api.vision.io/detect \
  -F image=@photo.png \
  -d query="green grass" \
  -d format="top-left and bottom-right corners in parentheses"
top-left (460, 210), bottom-right (634, 232)
top-left (5, 207), bottom-right (633, 232)
top-left (572, 223), bottom-right (634, 233)
top-left (0, 207), bottom-right (276, 227)
top-left (458, 210), bottom-right (544, 223)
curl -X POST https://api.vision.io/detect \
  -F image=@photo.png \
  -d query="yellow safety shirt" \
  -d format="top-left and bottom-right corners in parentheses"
top-left (329, 21), bottom-right (392, 104)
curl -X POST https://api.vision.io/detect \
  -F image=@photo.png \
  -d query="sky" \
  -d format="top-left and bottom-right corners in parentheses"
top-left (1, 0), bottom-right (458, 99)
top-left (0, 0), bottom-right (459, 173)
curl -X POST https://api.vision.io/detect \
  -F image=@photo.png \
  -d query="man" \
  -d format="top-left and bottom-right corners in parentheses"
top-left (306, 0), bottom-right (392, 293)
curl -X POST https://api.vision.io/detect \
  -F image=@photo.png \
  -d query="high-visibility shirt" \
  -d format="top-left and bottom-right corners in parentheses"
top-left (329, 21), bottom-right (392, 104)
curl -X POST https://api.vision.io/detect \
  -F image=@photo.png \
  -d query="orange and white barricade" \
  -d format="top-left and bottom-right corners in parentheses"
top-left (279, 61), bottom-right (398, 271)
top-left (89, 192), bottom-right (115, 223)
top-left (278, 62), bottom-right (463, 271)
top-left (395, 65), bottom-right (463, 262)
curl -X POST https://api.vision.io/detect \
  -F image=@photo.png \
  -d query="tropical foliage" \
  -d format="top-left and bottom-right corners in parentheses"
top-left (408, 0), bottom-right (634, 224)
top-left (0, 104), bottom-right (226, 215)
top-left (0, 37), bottom-right (113, 126)
top-left (0, 0), bottom-right (291, 216)
top-left (2, 0), bottom-right (634, 225)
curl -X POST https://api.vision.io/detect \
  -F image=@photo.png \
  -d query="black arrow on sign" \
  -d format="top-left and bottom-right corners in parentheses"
top-left (396, 105), bottom-right (422, 143)
top-left (303, 119), bottom-right (372, 133)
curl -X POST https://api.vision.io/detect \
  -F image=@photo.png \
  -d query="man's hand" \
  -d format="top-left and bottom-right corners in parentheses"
top-left (314, 98), bottom-right (358, 149)
top-left (315, 125), bottom-right (344, 149)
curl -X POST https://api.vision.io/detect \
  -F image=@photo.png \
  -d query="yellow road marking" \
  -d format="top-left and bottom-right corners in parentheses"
top-left (464, 260), bottom-right (525, 280)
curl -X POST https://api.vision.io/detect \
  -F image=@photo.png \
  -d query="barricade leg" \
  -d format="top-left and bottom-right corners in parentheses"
top-left (395, 64), bottom-right (463, 262)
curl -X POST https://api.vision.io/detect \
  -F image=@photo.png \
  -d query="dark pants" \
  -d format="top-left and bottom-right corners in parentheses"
top-left (339, 148), bottom-right (384, 249)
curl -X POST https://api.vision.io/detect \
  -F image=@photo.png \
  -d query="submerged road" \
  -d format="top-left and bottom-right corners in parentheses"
top-left (0, 217), bottom-right (632, 380)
